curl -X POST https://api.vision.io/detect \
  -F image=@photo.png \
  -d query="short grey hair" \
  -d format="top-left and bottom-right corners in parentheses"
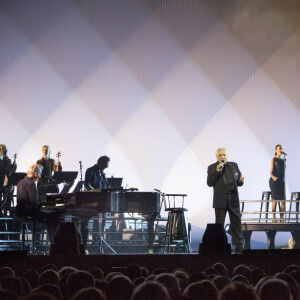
top-left (27, 164), bottom-right (43, 177)
top-left (215, 148), bottom-right (227, 155)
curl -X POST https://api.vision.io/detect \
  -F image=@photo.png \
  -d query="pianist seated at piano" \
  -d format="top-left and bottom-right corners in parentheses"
top-left (84, 156), bottom-right (127, 242)
top-left (84, 155), bottom-right (110, 190)
top-left (16, 164), bottom-right (59, 244)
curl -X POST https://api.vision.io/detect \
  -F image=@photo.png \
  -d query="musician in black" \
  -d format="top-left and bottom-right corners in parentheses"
top-left (0, 147), bottom-right (9, 192)
top-left (269, 144), bottom-right (286, 222)
top-left (84, 155), bottom-right (110, 190)
top-left (37, 145), bottom-right (62, 194)
top-left (84, 156), bottom-right (127, 246)
top-left (0, 147), bottom-right (9, 236)
top-left (16, 164), bottom-right (59, 244)
top-left (0, 144), bottom-right (17, 178)
top-left (0, 144), bottom-right (17, 209)
top-left (82, 156), bottom-right (110, 247)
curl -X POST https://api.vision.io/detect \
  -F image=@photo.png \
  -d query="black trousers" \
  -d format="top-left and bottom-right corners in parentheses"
top-left (215, 193), bottom-right (243, 252)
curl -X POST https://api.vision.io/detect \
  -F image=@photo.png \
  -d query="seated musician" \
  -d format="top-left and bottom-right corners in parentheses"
top-left (37, 145), bottom-right (62, 195)
top-left (84, 155), bottom-right (110, 191)
top-left (83, 156), bottom-right (126, 246)
top-left (16, 164), bottom-right (59, 244)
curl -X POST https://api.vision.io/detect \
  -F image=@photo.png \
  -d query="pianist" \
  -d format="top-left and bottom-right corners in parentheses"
top-left (16, 164), bottom-right (59, 244)
top-left (84, 155), bottom-right (110, 190)
top-left (84, 156), bottom-right (126, 244)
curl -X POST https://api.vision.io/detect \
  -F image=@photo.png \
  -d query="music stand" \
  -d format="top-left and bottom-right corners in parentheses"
top-left (72, 181), bottom-right (84, 192)
top-left (107, 177), bottom-right (123, 188)
top-left (52, 171), bottom-right (78, 184)
top-left (8, 172), bottom-right (27, 186)
top-left (60, 180), bottom-right (84, 194)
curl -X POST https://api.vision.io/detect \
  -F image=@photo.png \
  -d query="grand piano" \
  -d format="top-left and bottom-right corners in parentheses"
top-left (43, 189), bottom-right (161, 253)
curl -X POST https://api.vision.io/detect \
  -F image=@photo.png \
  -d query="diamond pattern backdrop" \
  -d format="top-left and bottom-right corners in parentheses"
top-left (1, 0), bottom-right (300, 247)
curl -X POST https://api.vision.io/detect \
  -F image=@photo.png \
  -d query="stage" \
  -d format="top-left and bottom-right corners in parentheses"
top-left (1, 250), bottom-right (300, 276)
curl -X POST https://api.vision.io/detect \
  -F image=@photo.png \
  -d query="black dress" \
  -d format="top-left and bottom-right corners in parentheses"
top-left (269, 157), bottom-right (285, 200)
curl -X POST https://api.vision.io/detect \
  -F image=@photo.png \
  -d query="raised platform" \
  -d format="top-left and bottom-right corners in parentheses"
top-left (242, 222), bottom-right (300, 249)
top-left (1, 250), bottom-right (300, 276)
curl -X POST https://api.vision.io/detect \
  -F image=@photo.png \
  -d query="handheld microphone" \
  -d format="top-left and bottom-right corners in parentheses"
top-left (282, 151), bottom-right (287, 156)
top-left (220, 160), bottom-right (225, 172)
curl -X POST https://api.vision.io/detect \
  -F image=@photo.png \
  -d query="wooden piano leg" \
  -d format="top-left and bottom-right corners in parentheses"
top-left (266, 230), bottom-right (276, 249)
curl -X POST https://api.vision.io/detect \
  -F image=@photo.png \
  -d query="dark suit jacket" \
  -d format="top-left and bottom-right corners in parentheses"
top-left (207, 161), bottom-right (243, 209)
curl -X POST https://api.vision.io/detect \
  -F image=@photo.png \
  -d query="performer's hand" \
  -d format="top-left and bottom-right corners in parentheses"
top-left (272, 176), bottom-right (278, 181)
top-left (216, 162), bottom-right (225, 172)
top-left (239, 174), bottom-right (244, 183)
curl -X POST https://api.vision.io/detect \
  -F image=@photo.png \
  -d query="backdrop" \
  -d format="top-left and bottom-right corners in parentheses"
top-left (1, 0), bottom-right (299, 249)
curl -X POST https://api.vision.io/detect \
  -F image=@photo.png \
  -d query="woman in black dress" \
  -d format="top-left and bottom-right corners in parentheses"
top-left (269, 145), bottom-right (286, 222)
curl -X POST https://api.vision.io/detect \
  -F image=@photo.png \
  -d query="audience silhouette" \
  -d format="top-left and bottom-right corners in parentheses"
top-left (0, 261), bottom-right (299, 300)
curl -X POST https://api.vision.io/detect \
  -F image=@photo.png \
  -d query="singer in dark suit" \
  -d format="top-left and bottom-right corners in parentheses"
top-left (207, 148), bottom-right (244, 254)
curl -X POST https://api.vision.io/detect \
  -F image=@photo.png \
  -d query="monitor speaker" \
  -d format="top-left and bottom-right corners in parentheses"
top-left (199, 223), bottom-right (231, 255)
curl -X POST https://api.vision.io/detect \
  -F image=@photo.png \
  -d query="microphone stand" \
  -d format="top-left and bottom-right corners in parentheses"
top-left (79, 161), bottom-right (83, 191)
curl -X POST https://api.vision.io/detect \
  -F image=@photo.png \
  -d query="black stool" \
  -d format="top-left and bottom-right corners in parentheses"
top-left (289, 192), bottom-right (300, 222)
top-left (163, 194), bottom-right (190, 254)
top-left (259, 191), bottom-right (272, 222)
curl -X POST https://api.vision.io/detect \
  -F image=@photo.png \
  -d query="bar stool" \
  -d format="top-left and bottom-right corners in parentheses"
top-left (163, 194), bottom-right (190, 254)
top-left (259, 191), bottom-right (272, 222)
top-left (289, 192), bottom-right (300, 222)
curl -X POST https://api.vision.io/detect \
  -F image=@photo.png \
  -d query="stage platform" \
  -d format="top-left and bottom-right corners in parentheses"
top-left (1, 250), bottom-right (300, 276)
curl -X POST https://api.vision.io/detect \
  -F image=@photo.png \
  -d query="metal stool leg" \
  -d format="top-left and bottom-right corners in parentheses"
top-left (22, 223), bottom-right (26, 251)
top-left (164, 212), bottom-right (173, 253)
top-left (289, 194), bottom-right (293, 220)
top-left (164, 210), bottom-right (190, 254)
top-left (32, 220), bottom-right (36, 254)
top-left (181, 212), bottom-right (190, 253)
